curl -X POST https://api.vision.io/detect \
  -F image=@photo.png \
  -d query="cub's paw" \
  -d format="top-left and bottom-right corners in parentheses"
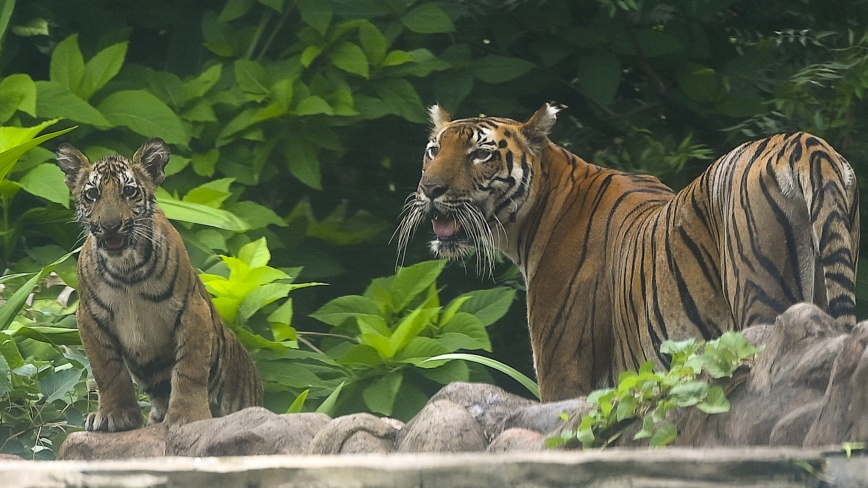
top-left (164, 406), bottom-right (212, 426)
top-left (85, 407), bottom-right (144, 432)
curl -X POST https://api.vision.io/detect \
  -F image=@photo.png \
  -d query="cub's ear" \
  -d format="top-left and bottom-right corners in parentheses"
top-left (521, 102), bottom-right (565, 152)
top-left (133, 138), bottom-right (171, 188)
top-left (429, 103), bottom-right (452, 135)
top-left (55, 144), bottom-right (90, 191)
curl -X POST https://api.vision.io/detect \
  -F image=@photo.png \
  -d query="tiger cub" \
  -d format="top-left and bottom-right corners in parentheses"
top-left (56, 138), bottom-right (263, 431)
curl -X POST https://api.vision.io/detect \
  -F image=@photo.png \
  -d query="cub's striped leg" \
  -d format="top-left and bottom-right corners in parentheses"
top-left (163, 291), bottom-right (214, 426)
top-left (77, 302), bottom-right (145, 432)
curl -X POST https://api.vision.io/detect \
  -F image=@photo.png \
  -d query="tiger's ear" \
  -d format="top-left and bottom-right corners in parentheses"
top-left (133, 138), bottom-right (171, 188)
top-left (521, 102), bottom-right (564, 151)
top-left (429, 103), bottom-right (452, 133)
top-left (55, 144), bottom-right (90, 191)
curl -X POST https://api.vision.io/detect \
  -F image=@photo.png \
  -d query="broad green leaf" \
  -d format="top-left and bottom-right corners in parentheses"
top-left (696, 385), bottom-right (731, 414)
top-left (389, 307), bottom-right (440, 354)
top-left (616, 395), bottom-right (639, 421)
top-left (329, 41), bottom-right (369, 78)
top-left (36, 81), bottom-right (111, 127)
top-left (669, 381), bottom-right (709, 407)
top-left (182, 64), bottom-right (223, 101)
top-left (301, 45), bottom-right (325, 67)
top-left (359, 21), bottom-right (387, 65)
top-left (238, 237), bottom-right (272, 268)
top-left (381, 50), bottom-right (414, 67)
top-left (375, 78), bottom-right (427, 123)
top-left (218, 0), bottom-right (255, 22)
top-left (439, 313), bottom-right (492, 351)
top-left (258, 360), bottom-right (326, 389)
top-left (0, 124), bottom-right (76, 183)
top-left (294, 95), bottom-right (334, 115)
top-left (336, 344), bottom-right (383, 367)
top-left (362, 371), bottom-right (403, 416)
top-left (454, 287), bottom-right (516, 327)
top-left (50, 34), bottom-right (84, 93)
top-left (238, 283), bottom-right (292, 320)
top-left (79, 42), bottom-right (128, 100)
top-left (287, 389), bottom-right (309, 413)
top-left (576, 53), bottom-right (621, 105)
top-left (0, 74), bottom-right (37, 123)
top-left (360, 333), bottom-right (394, 359)
top-left (283, 137), bottom-right (322, 189)
top-left (418, 358), bottom-right (469, 384)
top-left (18, 163), bottom-right (69, 207)
top-left (401, 4), bottom-right (454, 34)
top-left (235, 59), bottom-right (271, 95)
top-left (473, 55), bottom-right (535, 84)
top-left (312, 295), bottom-right (381, 327)
top-left (98, 90), bottom-right (189, 146)
top-left (13, 325), bottom-right (81, 346)
top-left (424, 353), bottom-right (539, 399)
top-left (268, 299), bottom-right (297, 339)
top-left (394, 336), bottom-right (451, 366)
top-left (391, 260), bottom-right (445, 311)
top-left (357, 314), bottom-right (391, 338)
top-left (38, 367), bottom-right (83, 404)
top-left (227, 201), bottom-right (287, 229)
top-left (259, 0), bottom-right (284, 12)
top-left (0, 350), bottom-right (10, 396)
top-left (0, 337), bottom-right (25, 369)
top-left (156, 189), bottom-right (250, 231)
top-left (315, 381), bottom-right (344, 415)
top-left (649, 422), bottom-right (677, 447)
top-left (0, 0), bottom-right (14, 53)
top-left (298, 0), bottom-right (333, 35)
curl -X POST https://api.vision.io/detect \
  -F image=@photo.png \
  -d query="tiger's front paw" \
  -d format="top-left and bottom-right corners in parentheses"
top-left (85, 407), bottom-right (144, 432)
top-left (164, 407), bottom-right (212, 426)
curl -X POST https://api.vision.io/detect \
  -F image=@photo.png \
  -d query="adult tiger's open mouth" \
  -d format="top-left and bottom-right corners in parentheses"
top-left (432, 211), bottom-right (464, 240)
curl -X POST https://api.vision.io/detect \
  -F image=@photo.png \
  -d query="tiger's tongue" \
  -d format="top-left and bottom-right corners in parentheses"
top-left (104, 235), bottom-right (125, 249)
top-left (432, 215), bottom-right (458, 238)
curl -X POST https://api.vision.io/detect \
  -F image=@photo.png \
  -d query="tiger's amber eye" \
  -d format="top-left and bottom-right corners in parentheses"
top-left (123, 185), bottom-right (138, 198)
top-left (84, 188), bottom-right (99, 201)
top-left (470, 149), bottom-right (492, 162)
top-left (426, 145), bottom-right (440, 159)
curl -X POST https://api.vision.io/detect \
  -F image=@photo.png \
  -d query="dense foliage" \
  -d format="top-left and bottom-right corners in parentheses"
top-left (1, 0), bottom-right (867, 459)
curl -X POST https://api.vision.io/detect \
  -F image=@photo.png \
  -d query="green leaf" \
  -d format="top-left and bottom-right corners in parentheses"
top-left (282, 137), bottom-right (322, 189)
top-left (287, 389), bottom-right (309, 413)
top-left (50, 34), bottom-right (84, 93)
top-left (418, 358), bottom-right (469, 384)
top-left (298, 0), bottom-right (333, 35)
top-left (423, 353), bottom-right (539, 399)
top-left (440, 313), bottom-right (492, 351)
top-left (218, 0), bottom-right (255, 22)
top-left (227, 201), bottom-right (287, 229)
top-left (182, 64), bottom-right (223, 100)
top-left (315, 381), bottom-right (345, 415)
top-left (454, 287), bottom-right (516, 327)
top-left (329, 41), bottom-right (369, 78)
top-left (0, 73), bottom-right (37, 123)
top-left (13, 325), bottom-right (82, 346)
top-left (38, 367), bottom-right (83, 404)
top-left (79, 42), bottom-right (128, 100)
top-left (389, 307), bottom-right (440, 354)
top-left (359, 21), bottom-right (387, 66)
top-left (36, 81), bottom-right (111, 127)
top-left (156, 189), bottom-right (250, 231)
top-left (391, 260), bottom-right (445, 311)
top-left (0, 0), bottom-right (15, 54)
top-left (696, 385), bottom-right (731, 414)
top-left (235, 59), bottom-right (271, 95)
top-left (401, 4), bottom-right (455, 34)
top-left (0, 351), bottom-right (11, 396)
top-left (98, 90), bottom-right (190, 146)
top-left (238, 283), bottom-right (291, 320)
top-left (0, 124), bottom-right (76, 183)
top-left (362, 371), bottom-right (403, 416)
top-left (0, 249), bottom-right (78, 331)
top-left (374, 78), bottom-right (427, 122)
top-left (576, 53), bottom-right (621, 105)
top-left (311, 295), bottom-right (380, 327)
top-left (238, 237), bottom-right (271, 268)
top-left (649, 422), bottom-right (677, 447)
top-left (473, 55), bottom-right (535, 84)
top-left (669, 381), bottom-right (709, 407)
top-left (18, 163), bottom-right (70, 207)
top-left (394, 336), bottom-right (451, 367)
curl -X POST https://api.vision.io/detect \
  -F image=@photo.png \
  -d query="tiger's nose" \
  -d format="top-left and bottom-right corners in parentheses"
top-left (420, 183), bottom-right (447, 200)
top-left (101, 220), bottom-right (122, 234)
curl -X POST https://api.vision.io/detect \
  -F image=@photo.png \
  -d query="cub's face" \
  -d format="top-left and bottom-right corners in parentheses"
top-left (56, 139), bottom-right (170, 255)
top-left (396, 103), bottom-right (561, 273)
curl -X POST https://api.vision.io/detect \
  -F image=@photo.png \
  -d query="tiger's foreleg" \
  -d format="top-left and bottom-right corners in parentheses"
top-left (163, 292), bottom-right (214, 426)
top-left (78, 306), bottom-right (145, 432)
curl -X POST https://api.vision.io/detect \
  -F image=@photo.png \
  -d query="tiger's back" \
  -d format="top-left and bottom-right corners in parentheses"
top-left (58, 139), bottom-right (262, 431)
top-left (398, 104), bottom-right (859, 401)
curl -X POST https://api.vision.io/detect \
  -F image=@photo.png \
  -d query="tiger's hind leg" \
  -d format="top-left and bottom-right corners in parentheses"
top-left (718, 133), bottom-right (859, 328)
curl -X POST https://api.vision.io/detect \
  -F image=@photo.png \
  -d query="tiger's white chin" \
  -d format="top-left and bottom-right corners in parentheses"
top-left (429, 238), bottom-right (474, 260)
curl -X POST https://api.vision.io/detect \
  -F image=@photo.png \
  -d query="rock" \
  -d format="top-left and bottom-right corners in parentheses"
top-left (0, 454), bottom-right (25, 460)
top-left (168, 407), bottom-right (330, 457)
top-left (503, 398), bottom-right (591, 436)
top-left (487, 428), bottom-right (545, 452)
top-left (307, 413), bottom-right (398, 455)
top-left (396, 399), bottom-right (487, 453)
top-left (428, 382), bottom-right (534, 439)
top-left (57, 423), bottom-right (167, 460)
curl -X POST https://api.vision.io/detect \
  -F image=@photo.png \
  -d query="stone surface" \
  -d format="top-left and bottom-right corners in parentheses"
top-left (427, 382), bottom-right (534, 440)
top-left (168, 407), bottom-right (330, 457)
top-left (486, 428), bottom-right (545, 452)
top-left (3, 448), bottom-right (859, 488)
top-left (307, 413), bottom-right (398, 454)
top-left (396, 399), bottom-right (487, 453)
top-left (57, 423), bottom-right (167, 460)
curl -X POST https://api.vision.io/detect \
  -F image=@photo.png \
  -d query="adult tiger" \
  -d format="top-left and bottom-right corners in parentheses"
top-left (396, 103), bottom-right (859, 402)
top-left (56, 139), bottom-right (263, 431)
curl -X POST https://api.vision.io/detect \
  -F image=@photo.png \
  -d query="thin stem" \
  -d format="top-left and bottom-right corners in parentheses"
top-left (244, 10), bottom-right (273, 61)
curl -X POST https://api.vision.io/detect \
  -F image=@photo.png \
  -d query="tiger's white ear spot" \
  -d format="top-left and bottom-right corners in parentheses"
top-left (133, 138), bottom-right (171, 188)
top-left (522, 102), bottom-right (565, 151)
top-left (56, 144), bottom-right (90, 191)
top-left (429, 104), bottom-right (452, 131)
